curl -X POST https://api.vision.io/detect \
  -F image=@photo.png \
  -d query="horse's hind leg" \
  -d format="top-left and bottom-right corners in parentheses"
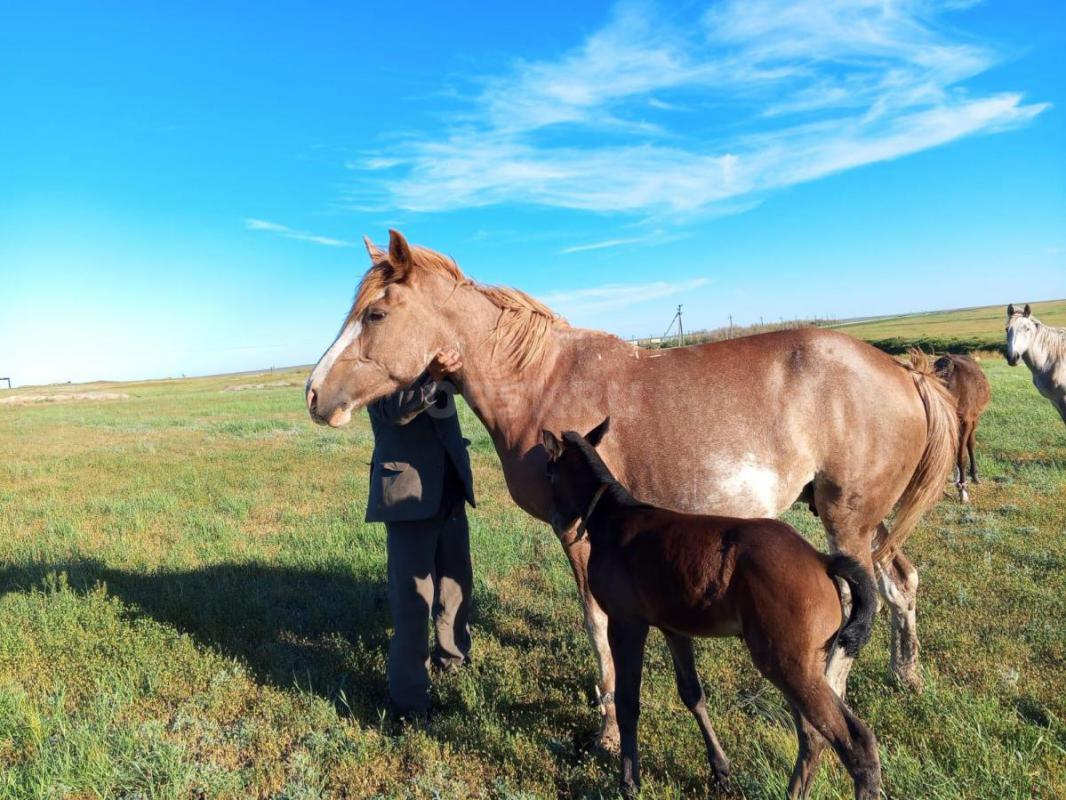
top-left (812, 483), bottom-right (881, 697)
top-left (956, 420), bottom-right (973, 502)
top-left (785, 681), bottom-right (881, 800)
top-left (877, 534), bottom-right (923, 690)
top-left (787, 704), bottom-right (828, 800)
top-left (967, 423), bottom-right (980, 484)
top-left (662, 631), bottom-right (731, 790)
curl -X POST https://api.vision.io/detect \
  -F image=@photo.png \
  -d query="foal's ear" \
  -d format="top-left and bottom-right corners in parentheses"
top-left (584, 417), bottom-right (610, 448)
top-left (1024, 303), bottom-right (1031, 317)
top-left (1007, 303), bottom-right (1015, 317)
top-left (387, 229), bottom-right (413, 280)
top-left (541, 429), bottom-right (563, 460)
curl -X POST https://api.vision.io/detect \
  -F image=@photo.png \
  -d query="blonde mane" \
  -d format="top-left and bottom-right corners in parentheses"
top-left (349, 243), bottom-right (568, 371)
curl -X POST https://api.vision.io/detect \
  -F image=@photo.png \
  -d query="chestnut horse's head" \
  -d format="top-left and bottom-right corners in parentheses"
top-left (1005, 303), bottom-right (1034, 367)
top-left (306, 230), bottom-right (463, 426)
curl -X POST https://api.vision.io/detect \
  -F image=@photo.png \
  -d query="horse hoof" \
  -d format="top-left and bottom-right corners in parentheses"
top-left (595, 722), bottom-right (621, 755)
top-left (892, 663), bottom-right (924, 693)
top-left (711, 766), bottom-right (732, 794)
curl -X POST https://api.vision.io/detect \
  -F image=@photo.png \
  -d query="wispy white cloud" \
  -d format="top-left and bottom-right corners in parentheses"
top-left (350, 1), bottom-right (1047, 218)
top-left (244, 218), bottom-right (353, 247)
top-left (540, 277), bottom-right (709, 317)
top-left (560, 235), bottom-right (665, 254)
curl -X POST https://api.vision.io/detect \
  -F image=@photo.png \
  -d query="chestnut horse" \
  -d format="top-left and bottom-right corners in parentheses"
top-left (934, 354), bottom-right (991, 502)
top-left (543, 419), bottom-right (881, 799)
top-left (306, 231), bottom-right (956, 747)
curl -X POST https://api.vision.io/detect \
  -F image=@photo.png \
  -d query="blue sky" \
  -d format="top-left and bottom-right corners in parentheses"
top-left (2, 1), bottom-right (1064, 387)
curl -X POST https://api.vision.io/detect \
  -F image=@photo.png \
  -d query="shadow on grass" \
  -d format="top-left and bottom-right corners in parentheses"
top-left (0, 559), bottom-right (395, 726)
top-left (0, 555), bottom-right (610, 788)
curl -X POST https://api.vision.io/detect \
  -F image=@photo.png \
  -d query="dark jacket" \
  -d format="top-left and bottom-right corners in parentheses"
top-left (365, 371), bottom-right (475, 523)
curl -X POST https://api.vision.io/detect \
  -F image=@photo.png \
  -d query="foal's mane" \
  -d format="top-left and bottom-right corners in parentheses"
top-left (350, 244), bottom-right (568, 371)
top-left (563, 431), bottom-right (646, 509)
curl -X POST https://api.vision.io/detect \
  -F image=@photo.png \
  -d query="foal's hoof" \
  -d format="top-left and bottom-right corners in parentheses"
top-left (711, 765), bottom-right (733, 795)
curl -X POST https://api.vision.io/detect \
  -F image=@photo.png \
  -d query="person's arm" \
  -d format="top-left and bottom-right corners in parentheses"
top-left (370, 370), bottom-right (441, 426)
top-left (369, 348), bottom-right (463, 426)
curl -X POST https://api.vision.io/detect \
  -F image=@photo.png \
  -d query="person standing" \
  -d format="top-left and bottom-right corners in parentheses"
top-left (365, 347), bottom-right (475, 720)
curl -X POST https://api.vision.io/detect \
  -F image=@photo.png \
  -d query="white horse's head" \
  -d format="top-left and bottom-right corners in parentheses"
top-left (1005, 303), bottom-right (1035, 367)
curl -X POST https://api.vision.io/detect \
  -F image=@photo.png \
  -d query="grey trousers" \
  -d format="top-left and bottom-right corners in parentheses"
top-left (385, 500), bottom-right (472, 713)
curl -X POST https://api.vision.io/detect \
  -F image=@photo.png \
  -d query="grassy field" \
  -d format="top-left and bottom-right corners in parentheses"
top-left (1, 355), bottom-right (1064, 799)
top-left (828, 298), bottom-right (1066, 354)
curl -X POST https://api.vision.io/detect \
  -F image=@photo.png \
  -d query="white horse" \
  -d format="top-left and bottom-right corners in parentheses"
top-left (1006, 304), bottom-right (1066, 425)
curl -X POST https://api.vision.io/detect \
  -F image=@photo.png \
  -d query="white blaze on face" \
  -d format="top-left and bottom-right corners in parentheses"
top-left (309, 318), bottom-right (362, 389)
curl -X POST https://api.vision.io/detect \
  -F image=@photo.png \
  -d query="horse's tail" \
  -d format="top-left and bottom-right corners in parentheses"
top-left (825, 553), bottom-right (878, 658)
top-left (873, 349), bottom-right (958, 563)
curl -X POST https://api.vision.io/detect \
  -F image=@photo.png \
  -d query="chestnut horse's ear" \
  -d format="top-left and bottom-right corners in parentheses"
top-left (1007, 303), bottom-right (1015, 317)
top-left (1024, 303), bottom-right (1031, 317)
top-left (363, 235), bottom-right (384, 262)
top-left (388, 229), bottom-right (413, 280)
top-left (542, 429), bottom-right (563, 460)
top-left (584, 417), bottom-right (610, 447)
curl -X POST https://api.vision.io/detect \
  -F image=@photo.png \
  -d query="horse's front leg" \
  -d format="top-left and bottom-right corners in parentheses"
top-left (557, 526), bottom-right (620, 752)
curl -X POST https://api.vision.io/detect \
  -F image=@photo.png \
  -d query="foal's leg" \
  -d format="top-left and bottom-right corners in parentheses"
top-left (877, 537), bottom-right (923, 690)
top-left (786, 705), bottom-right (828, 800)
top-left (662, 631), bottom-right (731, 789)
top-left (608, 618), bottom-right (648, 798)
top-left (785, 681), bottom-right (881, 800)
top-left (745, 625), bottom-right (880, 800)
top-left (558, 529), bottom-right (619, 751)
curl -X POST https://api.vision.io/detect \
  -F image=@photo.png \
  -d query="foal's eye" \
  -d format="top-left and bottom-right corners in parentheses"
top-left (366, 309), bottom-right (387, 323)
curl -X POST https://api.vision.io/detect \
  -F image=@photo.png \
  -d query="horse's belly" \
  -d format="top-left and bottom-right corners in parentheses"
top-left (686, 453), bottom-right (812, 518)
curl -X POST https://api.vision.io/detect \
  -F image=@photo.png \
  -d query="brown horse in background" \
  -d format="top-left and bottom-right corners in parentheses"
top-left (934, 354), bottom-right (991, 502)
top-left (305, 231), bottom-right (957, 747)
top-left (543, 420), bottom-right (881, 799)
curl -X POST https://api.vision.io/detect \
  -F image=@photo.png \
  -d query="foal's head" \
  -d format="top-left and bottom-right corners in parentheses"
top-left (1005, 303), bottom-right (1035, 366)
top-left (541, 418), bottom-right (612, 534)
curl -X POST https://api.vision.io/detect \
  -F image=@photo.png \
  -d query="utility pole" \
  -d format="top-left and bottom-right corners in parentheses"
top-left (663, 305), bottom-right (685, 347)
top-left (728, 314), bottom-right (733, 338)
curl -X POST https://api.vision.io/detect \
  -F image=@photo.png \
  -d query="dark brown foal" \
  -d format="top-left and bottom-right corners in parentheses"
top-left (934, 354), bottom-right (991, 502)
top-left (543, 419), bottom-right (882, 800)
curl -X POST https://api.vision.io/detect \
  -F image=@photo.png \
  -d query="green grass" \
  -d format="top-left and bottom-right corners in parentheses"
top-left (828, 298), bottom-right (1066, 354)
top-left (1, 360), bottom-right (1064, 798)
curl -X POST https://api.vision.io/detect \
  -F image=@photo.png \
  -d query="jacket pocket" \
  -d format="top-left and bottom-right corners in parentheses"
top-left (378, 461), bottom-right (422, 508)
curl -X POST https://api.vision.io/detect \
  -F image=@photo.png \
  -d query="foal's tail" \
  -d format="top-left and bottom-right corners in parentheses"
top-left (826, 554), bottom-right (878, 658)
top-left (873, 349), bottom-right (958, 563)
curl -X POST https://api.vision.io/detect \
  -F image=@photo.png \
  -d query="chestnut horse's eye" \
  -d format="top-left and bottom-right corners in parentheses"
top-left (366, 309), bottom-right (387, 323)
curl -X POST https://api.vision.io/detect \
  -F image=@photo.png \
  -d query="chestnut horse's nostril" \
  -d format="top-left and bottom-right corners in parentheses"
top-left (307, 387), bottom-right (318, 412)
